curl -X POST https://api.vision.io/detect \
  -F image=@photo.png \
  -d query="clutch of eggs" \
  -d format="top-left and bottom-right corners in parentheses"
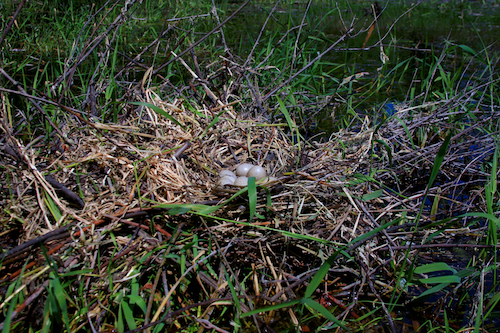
top-left (218, 163), bottom-right (276, 186)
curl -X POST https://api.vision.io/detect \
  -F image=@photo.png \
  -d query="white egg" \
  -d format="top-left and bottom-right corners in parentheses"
top-left (235, 163), bottom-right (254, 176)
top-left (233, 176), bottom-right (248, 186)
top-left (247, 165), bottom-right (267, 181)
top-left (219, 169), bottom-right (236, 180)
top-left (218, 176), bottom-right (235, 186)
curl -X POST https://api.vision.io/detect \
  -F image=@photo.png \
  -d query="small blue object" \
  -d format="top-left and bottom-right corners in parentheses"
top-left (383, 102), bottom-right (396, 116)
top-left (289, 134), bottom-right (299, 144)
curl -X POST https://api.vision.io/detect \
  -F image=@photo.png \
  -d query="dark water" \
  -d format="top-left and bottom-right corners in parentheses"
top-left (224, 0), bottom-right (500, 60)
top-left (222, 0), bottom-right (500, 125)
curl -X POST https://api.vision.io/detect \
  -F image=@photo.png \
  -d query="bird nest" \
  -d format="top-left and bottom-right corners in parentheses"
top-left (1, 82), bottom-right (387, 263)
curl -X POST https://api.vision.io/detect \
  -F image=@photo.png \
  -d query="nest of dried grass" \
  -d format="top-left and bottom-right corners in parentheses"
top-left (4, 86), bottom-right (380, 235)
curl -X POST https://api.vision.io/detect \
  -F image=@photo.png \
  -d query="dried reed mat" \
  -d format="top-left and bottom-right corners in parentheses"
top-left (1, 85), bottom-right (384, 249)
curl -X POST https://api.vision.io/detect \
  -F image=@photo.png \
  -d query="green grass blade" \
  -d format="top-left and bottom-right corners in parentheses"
top-left (152, 323), bottom-right (165, 333)
top-left (128, 295), bottom-right (147, 315)
top-left (486, 145), bottom-right (498, 215)
top-left (117, 301), bottom-right (124, 333)
top-left (361, 189), bottom-right (383, 201)
top-left (415, 282), bottom-right (449, 300)
top-left (49, 272), bottom-right (70, 332)
top-left (374, 139), bottom-right (393, 166)
top-left (201, 113), bottom-right (221, 138)
top-left (41, 293), bottom-right (53, 333)
top-left (121, 300), bottom-right (137, 330)
top-left (2, 258), bottom-right (31, 332)
top-left (194, 212), bottom-right (335, 245)
top-left (491, 145), bottom-right (498, 194)
top-left (152, 203), bottom-right (220, 215)
top-left (485, 291), bottom-right (500, 318)
top-left (159, 178), bottom-right (272, 218)
top-left (444, 310), bottom-right (450, 333)
top-left (44, 190), bottom-right (62, 223)
top-left (277, 96), bottom-right (301, 151)
top-left (304, 257), bottom-right (335, 298)
top-left (463, 212), bottom-right (500, 229)
top-left (225, 268), bottom-right (241, 330)
top-left (428, 133), bottom-right (452, 187)
top-left (414, 262), bottom-right (457, 275)
top-left (60, 269), bottom-right (93, 277)
top-left (259, 183), bottom-right (273, 211)
top-left (166, 206), bottom-right (192, 215)
top-left (391, 116), bottom-right (415, 150)
top-left (457, 44), bottom-right (477, 56)
top-left (301, 298), bottom-right (350, 331)
top-left (414, 133), bottom-right (452, 224)
top-left (2, 291), bottom-right (19, 333)
top-left (418, 276), bottom-right (460, 284)
top-left (152, 184), bottom-right (253, 216)
top-left (128, 101), bottom-right (184, 129)
top-left (248, 176), bottom-right (257, 221)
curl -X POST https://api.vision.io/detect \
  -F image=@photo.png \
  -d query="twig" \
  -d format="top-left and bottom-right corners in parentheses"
top-left (354, 198), bottom-right (396, 256)
top-left (144, 224), bottom-right (184, 331)
top-left (53, 0), bottom-right (140, 92)
top-left (0, 207), bottom-right (170, 265)
top-left (0, 280), bottom-right (49, 331)
top-left (149, 249), bottom-right (219, 324)
top-left (153, 0), bottom-right (251, 75)
top-left (0, 223), bottom-right (74, 264)
top-left (113, 21), bottom-right (175, 80)
top-left (210, 0), bottom-right (229, 53)
top-left (0, 0), bottom-right (27, 46)
top-left (173, 141), bottom-right (192, 159)
top-left (125, 295), bottom-right (271, 333)
top-left (377, 243), bottom-right (500, 251)
top-left (45, 175), bottom-right (85, 209)
top-left (289, 0), bottom-right (312, 75)
top-left (243, 0), bottom-right (283, 68)
top-left (262, 29), bottom-right (351, 102)
top-left (243, 73), bottom-right (265, 115)
top-left (361, 262), bottom-right (396, 333)
top-left (0, 68), bottom-right (72, 144)
top-left (222, 138), bottom-right (239, 164)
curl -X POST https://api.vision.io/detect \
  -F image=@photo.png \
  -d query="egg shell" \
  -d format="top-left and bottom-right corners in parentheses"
top-left (247, 165), bottom-right (267, 181)
top-left (219, 169), bottom-right (236, 180)
top-left (218, 176), bottom-right (235, 186)
top-left (233, 176), bottom-right (248, 186)
top-left (235, 163), bottom-right (254, 176)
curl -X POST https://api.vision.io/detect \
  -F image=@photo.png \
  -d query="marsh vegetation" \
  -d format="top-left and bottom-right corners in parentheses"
top-left (1, 0), bottom-right (500, 332)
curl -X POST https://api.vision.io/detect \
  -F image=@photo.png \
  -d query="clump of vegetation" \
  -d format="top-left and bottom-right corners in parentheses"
top-left (1, 0), bottom-right (499, 332)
